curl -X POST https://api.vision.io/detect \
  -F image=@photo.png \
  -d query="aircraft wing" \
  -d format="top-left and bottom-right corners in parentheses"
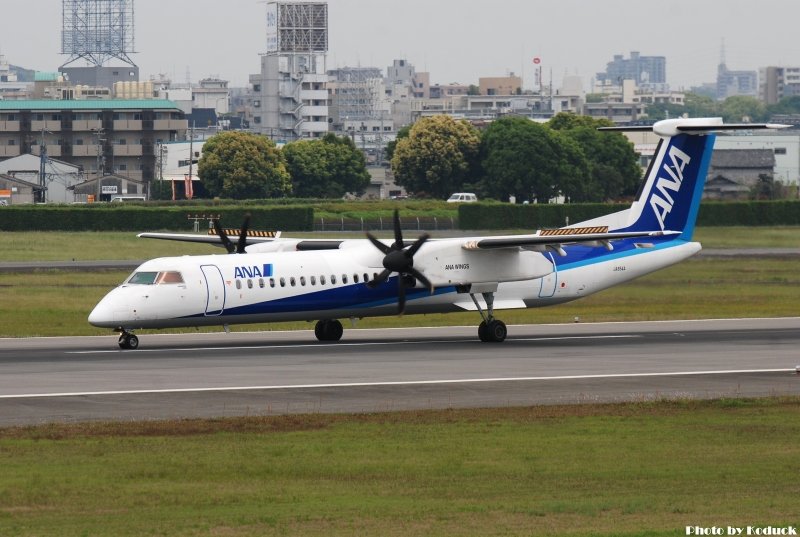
top-left (137, 231), bottom-right (346, 251)
top-left (462, 227), bottom-right (678, 253)
top-left (137, 232), bottom-right (278, 246)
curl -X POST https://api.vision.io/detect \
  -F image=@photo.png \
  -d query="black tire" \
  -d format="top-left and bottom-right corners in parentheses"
top-left (127, 334), bottom-right (139, 350)
top-left (328, 320), bottom-right (344, 341)
top-left (314, 320), bottom-right (326, 341)
top-left (487, 320), bottom-right (507, 343)
top-left (478, 321), bottom-right (489, 342)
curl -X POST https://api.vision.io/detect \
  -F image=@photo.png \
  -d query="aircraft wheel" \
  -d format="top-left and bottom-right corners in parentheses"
top-left (315, 320), bottom-right (343, 342)
top-left (127, 334), bottom-right (139, 349)
top-left (314, 321), bottom-right (325, 341)
top-left (327, 320), bottom-right (343, 341)
top-left (478, 321), bottom-right (489, 342)
top-left (118, 333), bottom-right (139, 350)
top-left (487, 320), bottom-right (507, 342)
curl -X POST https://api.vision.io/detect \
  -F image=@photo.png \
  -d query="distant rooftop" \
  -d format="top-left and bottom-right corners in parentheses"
top-left (0, 99), bottom-right (182, 111)
top-left (34, 72), bottom-right (62, 82)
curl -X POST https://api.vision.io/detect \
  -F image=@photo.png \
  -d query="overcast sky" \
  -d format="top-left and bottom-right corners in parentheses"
top-left (1, 0), bottom-right (797, 91)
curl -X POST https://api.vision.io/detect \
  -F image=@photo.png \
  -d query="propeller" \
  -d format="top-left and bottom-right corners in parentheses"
top-left (366, 210), bottom-right (433, 315)
top-left (213, 213), bottom-right (251, 254)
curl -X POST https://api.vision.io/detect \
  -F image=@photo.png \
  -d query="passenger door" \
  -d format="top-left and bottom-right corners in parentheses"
top-left (200, 265), bottom-right (226, 316)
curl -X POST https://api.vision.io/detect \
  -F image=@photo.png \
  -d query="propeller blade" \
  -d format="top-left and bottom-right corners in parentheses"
top-left (366, 269), bottom-right (391, 289)
top-left (213, 219), bottom-right (235, 254)
top-left (397, 277), bottom-right (406, 315)
top-left (366, 232), bottom-right (391, 255)
top-left (236, 213), bottom-right (251, 254)
top-left (392, 209), bottom-right (404, 249)
top-left (404, 233), bottom-right (429, 257)
top-left (408, 267), bottom-right (435, 294)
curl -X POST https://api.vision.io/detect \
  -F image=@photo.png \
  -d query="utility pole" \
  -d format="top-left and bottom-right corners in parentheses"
top-left (38, 128), bottom-right (47, 203)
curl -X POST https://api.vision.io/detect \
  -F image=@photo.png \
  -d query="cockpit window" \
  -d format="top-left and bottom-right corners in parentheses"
top-left (126, 271), bottom-right (184, 285)
top-left (127, 271), bottom-right (158, 285)
top-left (156, 271), bottom-right (184, 284)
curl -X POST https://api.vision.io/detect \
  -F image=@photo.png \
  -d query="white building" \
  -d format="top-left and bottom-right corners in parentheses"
top-left (249, 2), bottom-right (329, 140)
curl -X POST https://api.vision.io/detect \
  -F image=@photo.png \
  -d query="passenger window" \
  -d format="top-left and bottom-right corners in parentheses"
top-left (236, 280), bottom-right (242, 290)
top-left (247, 279), bottom-right (253, 289)
top-left (300, 276), bottom-right (306, 286)
top-left (310, 276), bottom-right (316, 286)
top-left (353, 274), bottom-right (359, 283)
top-left (320, 275), bottom-right (326, 285)
top-left (270, 278), bottom-right (276, 288)
top-left (280, 277), bottom-right (286, 287)
top-left (331, 275), bottom-right (337, 285)
top-left (363, 273), bottom-right (369, 283)
top-left (342, 274), bottom-right (348, 284)
top-left (290, 277), bottom-right (296, 287)
top-left (259, 278), bottom-right (265, 288)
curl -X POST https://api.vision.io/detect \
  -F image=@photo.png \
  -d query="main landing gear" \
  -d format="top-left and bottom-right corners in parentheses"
top-left (118, 330), bottom-right (139, 350)
top-left (471, 291), bottom-right (507, 343)
top-left (314, 319), bottom-right (344, 342)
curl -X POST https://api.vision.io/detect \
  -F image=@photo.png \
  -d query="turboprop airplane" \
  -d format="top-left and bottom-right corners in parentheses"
top-left (89, 117), bottom-right (787, 349)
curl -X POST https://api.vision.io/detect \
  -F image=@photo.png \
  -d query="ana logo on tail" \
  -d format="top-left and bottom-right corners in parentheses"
top-left (650, 144), bottom-right (691, 230)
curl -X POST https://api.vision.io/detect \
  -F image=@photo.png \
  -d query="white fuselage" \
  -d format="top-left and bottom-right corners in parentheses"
top-left (88, 238), bottom-right (701, 330)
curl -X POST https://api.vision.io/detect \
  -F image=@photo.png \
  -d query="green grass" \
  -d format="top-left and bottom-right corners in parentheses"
top-left (1, 226), bottom-right (798, 262)
top-left (1, 398), bottom-right (798, 536)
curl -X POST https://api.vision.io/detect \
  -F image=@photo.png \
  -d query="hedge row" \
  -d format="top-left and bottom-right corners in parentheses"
top-left (0, 205), bottom-right (314, 232)
top-left (459, 200), bottom-right (800, 230)
top-left (458, 203), bottom-right (620, 230)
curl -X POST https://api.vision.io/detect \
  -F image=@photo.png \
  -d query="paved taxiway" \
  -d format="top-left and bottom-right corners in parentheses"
top-left (1, 318), bottom-right (798, 426)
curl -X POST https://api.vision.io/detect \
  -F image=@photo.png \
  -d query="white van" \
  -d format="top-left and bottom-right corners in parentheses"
top-left (110, 196), bottom-right (146, 203)
top-left (446, 192), bottom-right (478, 203)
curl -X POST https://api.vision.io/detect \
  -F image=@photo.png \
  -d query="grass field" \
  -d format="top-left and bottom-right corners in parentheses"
top-left (1, 229), bottom-right (799, 536)
top-left (1, 398), bottom-right (798, 536)
top-left (1, 226), bottom-right (799, 262)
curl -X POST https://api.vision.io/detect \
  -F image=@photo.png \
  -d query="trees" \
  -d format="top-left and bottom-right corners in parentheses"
top-left (283, 133), bottom-right (370, 198)
top-left (549, 113), bottom-right (642, 201)
top-left (391, 115), bottom-right (481, 198)
top-left (479, 116), bottom-right (590, 203)
top-left (198, 131), bottom-right (291, 199)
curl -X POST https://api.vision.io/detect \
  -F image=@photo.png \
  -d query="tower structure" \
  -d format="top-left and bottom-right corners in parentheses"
top-left (60, 0), bottom-right (139, 86)
top-left (250, 2), bottom-right (329, 140)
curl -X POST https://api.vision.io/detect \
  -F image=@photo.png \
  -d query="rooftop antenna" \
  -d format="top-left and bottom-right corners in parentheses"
top-left (60, 0), bottom-right (137, 68)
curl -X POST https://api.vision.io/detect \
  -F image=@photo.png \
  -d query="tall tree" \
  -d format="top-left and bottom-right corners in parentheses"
top-left (198, 131), bottom-right (291, 199)
top-left (480, 116), bottom-right (589, 203)
top-left (391, 115), bottom-right (480, 198)
top-left (549, 113), bottom-right (642, 201)
top-left (283, 133), bottom-right (370, 198)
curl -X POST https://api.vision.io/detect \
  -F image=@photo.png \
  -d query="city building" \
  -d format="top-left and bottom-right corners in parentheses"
top-left (716, 63), bottom-right (758, 100)
top-left (249, 1), bottom-right (330, 140)
top-left (479, 74), bottom-right (522, 96)
top-left (0, 99), bottom-right (188, 194)
top-left (596, 52), bottom-right (666, 88)
top-left (759, 66), bottom-right (800, 105)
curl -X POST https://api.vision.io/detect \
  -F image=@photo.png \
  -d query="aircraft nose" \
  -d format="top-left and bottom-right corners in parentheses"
top-left (88, 298), bottom-right (116, 327)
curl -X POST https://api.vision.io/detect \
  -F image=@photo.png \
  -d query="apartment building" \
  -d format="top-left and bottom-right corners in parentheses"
top-left (0, 99), bottom-right (187, 183)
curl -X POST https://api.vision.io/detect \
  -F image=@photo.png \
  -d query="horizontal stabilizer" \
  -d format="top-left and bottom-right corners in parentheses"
top-left (599, 117), bottom-right (790, 137)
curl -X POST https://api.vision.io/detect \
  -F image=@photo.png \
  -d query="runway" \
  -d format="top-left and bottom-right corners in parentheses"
top-left (1, 318), bottom-right (798, 426)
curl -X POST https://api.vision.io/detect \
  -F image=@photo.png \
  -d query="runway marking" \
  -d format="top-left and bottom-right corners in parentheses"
top-left (66, 334), bottom-right (641, 354)
top-left (0, 368), bottom-right (794, 400)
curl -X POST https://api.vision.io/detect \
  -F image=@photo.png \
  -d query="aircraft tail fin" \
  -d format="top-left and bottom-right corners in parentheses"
top-left (599, 118), bottom-right (788, 240)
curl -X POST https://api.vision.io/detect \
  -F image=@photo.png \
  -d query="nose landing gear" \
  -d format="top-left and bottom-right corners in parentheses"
top-left (118, 331), bottom-right (139, 350)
